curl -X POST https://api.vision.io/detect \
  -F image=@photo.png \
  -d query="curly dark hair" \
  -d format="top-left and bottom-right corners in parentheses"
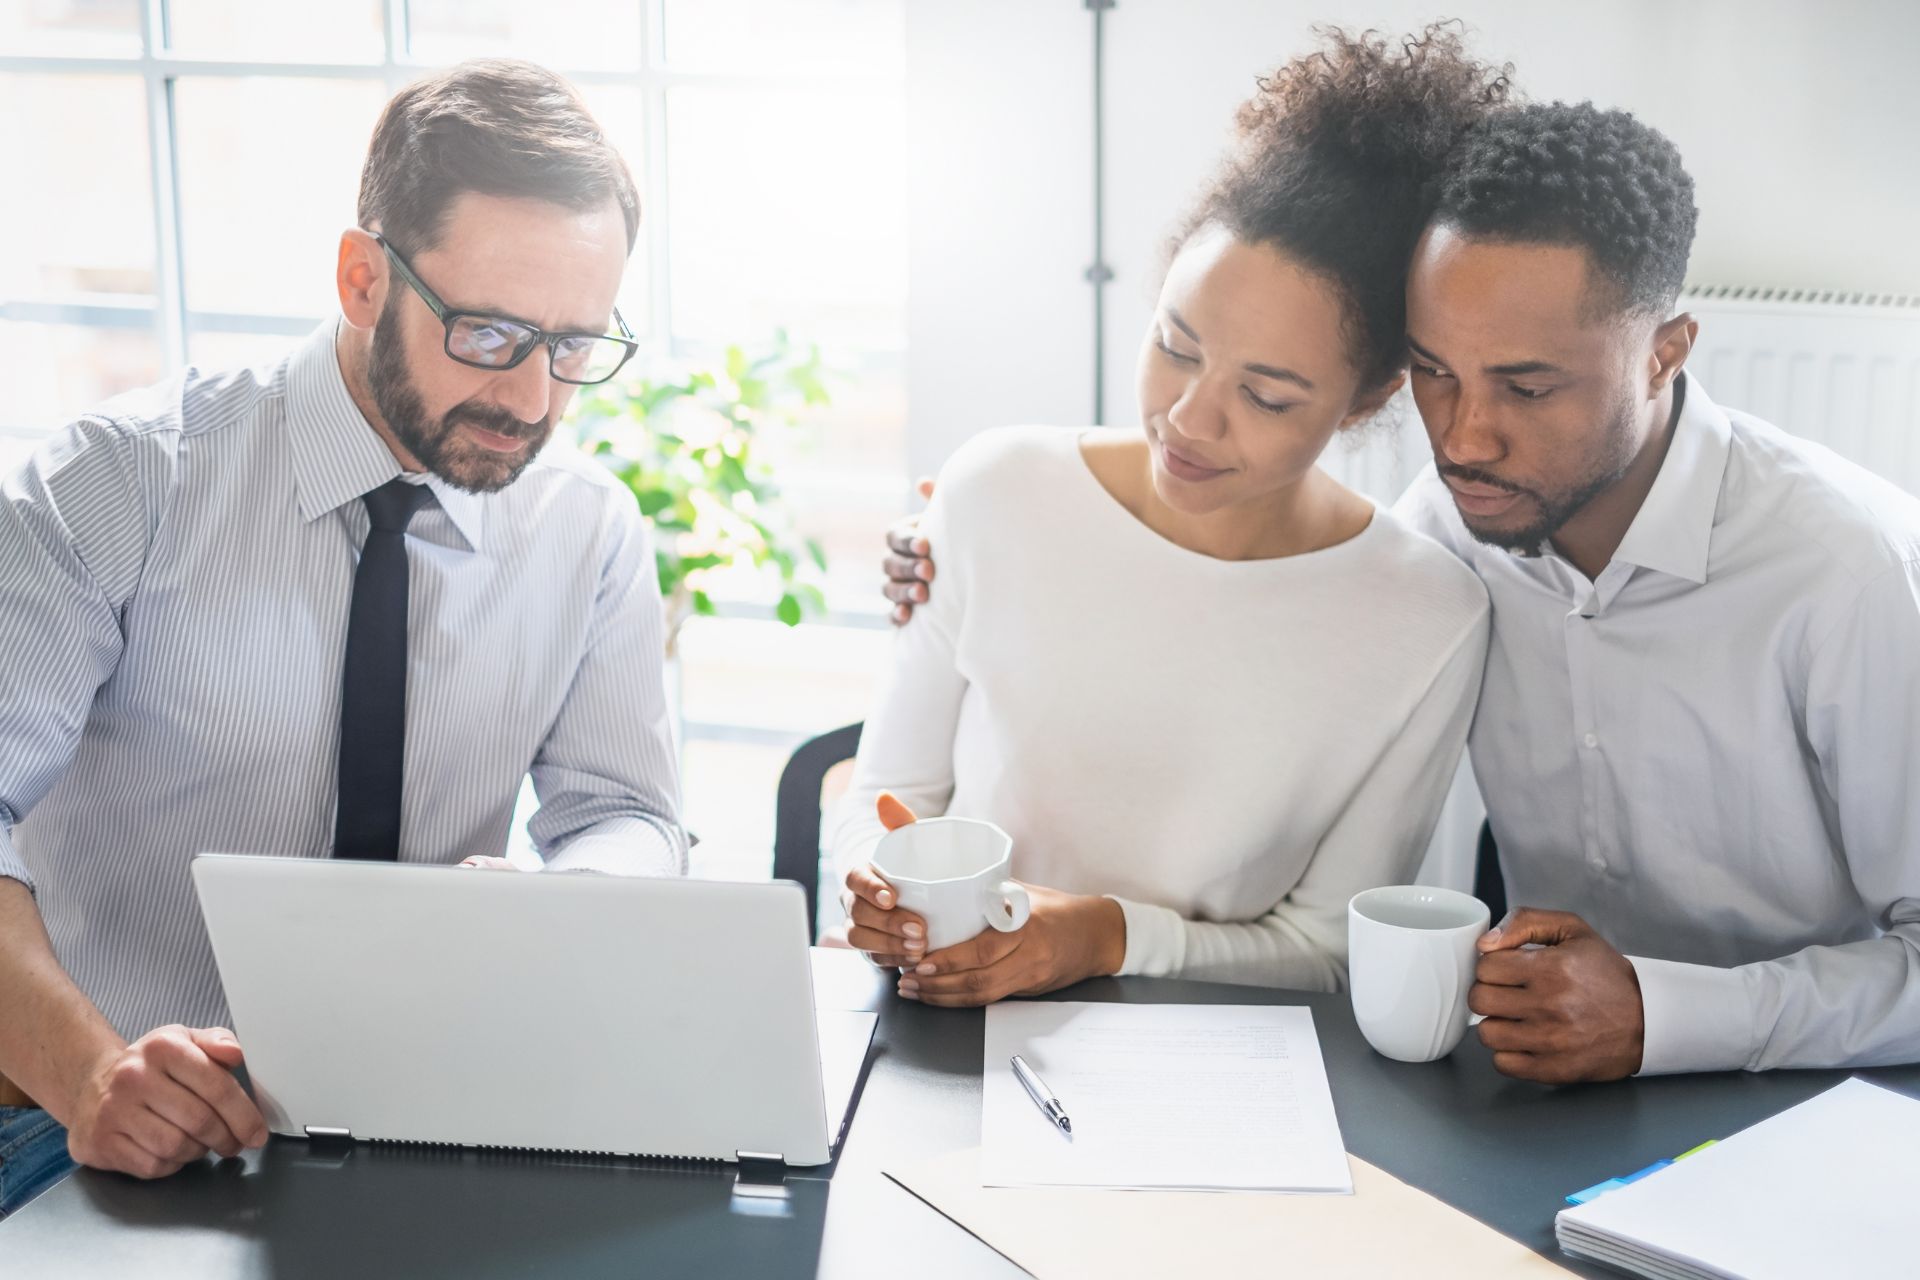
top-left (1179, 22), bottom-right (1513, 397)
top-left (1431, 101), bottom-right (1697, 318)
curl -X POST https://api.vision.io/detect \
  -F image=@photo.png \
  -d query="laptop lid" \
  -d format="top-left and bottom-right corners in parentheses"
top-left (191, 855), bottom-right (853, 1166)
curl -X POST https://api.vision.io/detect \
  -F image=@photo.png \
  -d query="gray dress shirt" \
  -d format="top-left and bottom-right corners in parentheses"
top-left (1397, 375), bottom-right (1920, 1074)
top-left (0, 323), bottom-right (685, 1039)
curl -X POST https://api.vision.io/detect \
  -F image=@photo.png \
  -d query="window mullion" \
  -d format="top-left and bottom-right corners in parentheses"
top-left (642, 0), bottom-right (673, 351)
top-left (382, 0), bottom-right (410, 87)
top-left (139, 0), bottom-right (187, 368)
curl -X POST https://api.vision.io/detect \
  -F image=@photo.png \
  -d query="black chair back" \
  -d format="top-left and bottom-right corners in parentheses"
top-left (773, 722), bottom-right (863, 940)
top-left (1472, 818), bottom-right (1508, 924)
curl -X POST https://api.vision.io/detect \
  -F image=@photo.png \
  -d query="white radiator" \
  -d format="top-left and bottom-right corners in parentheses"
top-left (1326, 285), bottom-right (1920, 506)
top-left (1682, 286), bottom-right (1920, 497)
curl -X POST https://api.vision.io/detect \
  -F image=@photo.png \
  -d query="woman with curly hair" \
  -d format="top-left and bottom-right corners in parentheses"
top-left (828, 26), bottom-right (1512, 1005)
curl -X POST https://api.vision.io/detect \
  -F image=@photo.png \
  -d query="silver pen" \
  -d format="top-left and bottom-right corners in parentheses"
top-left (1010, 1054), bottom-right (1072, 1135)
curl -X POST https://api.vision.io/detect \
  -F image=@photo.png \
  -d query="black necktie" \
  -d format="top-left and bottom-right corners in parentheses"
top-left (333, 479), bottom-right (433, 861)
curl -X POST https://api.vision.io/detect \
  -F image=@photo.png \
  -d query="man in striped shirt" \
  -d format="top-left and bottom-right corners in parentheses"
top-left (0, 60), bottom-right (683, 1209)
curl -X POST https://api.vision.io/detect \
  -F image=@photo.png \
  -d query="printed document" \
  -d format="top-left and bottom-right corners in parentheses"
top-left (980, 1001), bottom-right (1350, 1192)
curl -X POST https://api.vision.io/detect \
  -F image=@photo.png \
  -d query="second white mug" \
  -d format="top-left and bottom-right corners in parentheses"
top-left (871, 817), bottom-right (1031, 952)
top-left (1348, 885), bottom-right (1490, 1063)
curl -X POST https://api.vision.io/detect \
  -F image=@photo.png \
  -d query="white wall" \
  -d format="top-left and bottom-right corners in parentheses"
top-left (902, 0), bottom-right (1093, 480)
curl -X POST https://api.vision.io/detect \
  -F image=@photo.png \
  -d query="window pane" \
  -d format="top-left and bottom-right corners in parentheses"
top-left (755, 356), bottom-right (908, 611)
top-left (682, 738), bottom-right (788, 881)
top-left (165, 0), bottom-right (385, 63)
top-left (173, 78), bottom-right (388, 319)
top-left (0, 433), bottom-right (41, 476)
top-left (0, 321), bottom-right (162, 430)
top-left (677, 618), bottom-right (887, 886)
top-left (407, 0), bottom-right (641, 73)
top-left (0, 0), bottom-right (142, 57)
top-left (571, 85), bottom-right (651, 337)
top-left (666, 87), bottom-right (906, 347)
top-left (679, 616), bottom-right (885, 732)
top-left (663, 0), bottom-right (904, 76)
top-left (0, 75), bottom-right (154, 302)
top-left (188, 328), bottom-right (311, 374)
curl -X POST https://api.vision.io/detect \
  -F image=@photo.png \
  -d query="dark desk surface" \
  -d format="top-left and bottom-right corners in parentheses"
top-left (7, 950), bottom-right (1917, 1279)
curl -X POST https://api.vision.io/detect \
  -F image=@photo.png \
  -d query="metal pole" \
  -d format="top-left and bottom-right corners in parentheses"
top-left (1084, 0), bottom-right (1114, 425)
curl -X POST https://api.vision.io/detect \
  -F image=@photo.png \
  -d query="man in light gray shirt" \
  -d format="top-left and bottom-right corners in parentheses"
top-left (1392, 101), bottom-right (1920, 1082)
top-left (0, 60), bottom-right (682, 1206)
top-left (886, 101), bottom-right (1920, 1085)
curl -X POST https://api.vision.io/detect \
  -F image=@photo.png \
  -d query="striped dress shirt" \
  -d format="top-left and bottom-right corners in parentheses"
top-left (0, 322), bottom-right (685, 1039)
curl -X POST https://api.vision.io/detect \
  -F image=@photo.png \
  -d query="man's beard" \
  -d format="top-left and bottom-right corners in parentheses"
top-left (1441, 392), bottom-right (1640, 556)
top-left (366, 300), bottom-right (552, 494)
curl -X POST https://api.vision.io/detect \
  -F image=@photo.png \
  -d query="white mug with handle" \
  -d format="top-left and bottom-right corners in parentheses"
top-left (870, 817), bottom-right (1031, 952)
top-left (1348, 885), bottom-right (1491, 1063)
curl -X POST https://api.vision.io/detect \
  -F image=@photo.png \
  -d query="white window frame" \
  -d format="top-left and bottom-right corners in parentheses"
top-left (0, 0), bottom-right (904, 415)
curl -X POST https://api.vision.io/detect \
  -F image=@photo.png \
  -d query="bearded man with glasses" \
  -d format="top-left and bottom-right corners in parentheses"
top-left (0, 59), bottom-right (682, 1207)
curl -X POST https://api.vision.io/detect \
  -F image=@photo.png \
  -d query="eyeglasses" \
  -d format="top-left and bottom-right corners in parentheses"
top-left (373, 232), bottom-right (638, 386)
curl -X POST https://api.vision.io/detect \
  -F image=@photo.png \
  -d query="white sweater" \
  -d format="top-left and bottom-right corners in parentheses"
top-left (827, 427), bottom-right (1489, 991)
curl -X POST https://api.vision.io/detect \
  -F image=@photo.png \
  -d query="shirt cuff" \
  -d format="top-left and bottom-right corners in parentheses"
top-left (0, 824), bottom-right (32, 895)
top-left (543, 816), bottom-right (686, 877)
top-left (1627, 954), bottom-right (1759, 1075)
top-left (1108, 896), bottom-right (1185, 978)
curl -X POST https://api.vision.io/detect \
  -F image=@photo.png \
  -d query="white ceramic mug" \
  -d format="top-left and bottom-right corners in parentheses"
top-left (1348, 885), bottom-right (1490, 1063)
top-left (870, 818), bottom-right (1032, 952)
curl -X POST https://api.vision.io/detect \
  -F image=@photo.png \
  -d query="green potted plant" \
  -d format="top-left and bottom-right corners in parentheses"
top-left (571, 331), bottom-right (834, 659)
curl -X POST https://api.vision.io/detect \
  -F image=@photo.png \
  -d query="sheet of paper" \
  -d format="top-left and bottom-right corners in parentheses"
top-left (1556, 1077), bottom-right (1920, 1280)
top-left (889, 1146), bottom-right (1575, 1279)
top-left (981, 1001), bottom-right (1350, 1192)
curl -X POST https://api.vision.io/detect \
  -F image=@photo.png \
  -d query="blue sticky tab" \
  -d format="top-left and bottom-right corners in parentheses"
top-left (1618, 1159), bottom-right (1672, 1185)
top-left (1566, 1178), bottom-right (1627, 1206)
top-left (1565, 1158), bottom-right (1678, 1205)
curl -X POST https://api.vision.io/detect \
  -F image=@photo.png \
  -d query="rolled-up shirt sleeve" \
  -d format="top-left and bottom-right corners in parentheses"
top-left (1, 418), bottom-right (151, 894)
top-left (1632, 556), bottom-right (1920, 1074)
top-left (527, 486), bottom-right (686, 876)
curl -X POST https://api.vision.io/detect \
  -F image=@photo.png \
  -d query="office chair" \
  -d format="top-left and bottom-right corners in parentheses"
top-left (1472, 819), bottom-right (1507, 923)
top-left (773, 721), bottom-right (863, 940)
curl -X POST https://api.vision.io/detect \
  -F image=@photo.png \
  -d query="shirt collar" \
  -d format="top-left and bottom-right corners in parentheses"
top-left (283, 321), bottom-right (483, 552)
top-left (1607, 372), bottom-right (1733, 586)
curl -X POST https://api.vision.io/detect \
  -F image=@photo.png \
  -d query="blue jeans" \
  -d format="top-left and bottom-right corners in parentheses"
top-left (0, 1106), bottom-right (74, 1218)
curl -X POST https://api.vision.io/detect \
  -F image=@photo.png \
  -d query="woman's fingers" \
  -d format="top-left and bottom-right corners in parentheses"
top-left (849, 898), bottom-right (925, 945)
top-left (845, 925), bottom-right (915, 966)
top-left (844, 863), bottom-right (897, 910)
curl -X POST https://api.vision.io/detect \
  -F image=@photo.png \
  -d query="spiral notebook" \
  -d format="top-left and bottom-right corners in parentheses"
top-left (193, 855), bottom-right (876, 1167)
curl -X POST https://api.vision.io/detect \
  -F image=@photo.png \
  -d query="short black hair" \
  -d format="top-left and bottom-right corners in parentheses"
top-left (1178, 22), bottom-right (1513, 397)
top-left (1431, 101), bottom-right (1697, 318)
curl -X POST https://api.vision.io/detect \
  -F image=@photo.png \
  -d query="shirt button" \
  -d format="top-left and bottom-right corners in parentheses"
top-left (1583, 732), bottom-right (1599, 749)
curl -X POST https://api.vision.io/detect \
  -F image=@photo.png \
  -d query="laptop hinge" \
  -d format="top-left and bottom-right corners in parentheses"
top-left (733, 1151), bottom-right (789, 1196)
top-left (304, 1125), bottom-right (354, 1145)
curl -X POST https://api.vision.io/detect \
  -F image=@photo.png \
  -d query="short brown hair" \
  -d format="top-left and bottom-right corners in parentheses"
top-left (357, 59), bottom-right (640, 257)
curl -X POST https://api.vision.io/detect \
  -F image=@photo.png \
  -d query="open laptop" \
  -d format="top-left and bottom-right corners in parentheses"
top-left (191, 854), bottom-right (877, 1168)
